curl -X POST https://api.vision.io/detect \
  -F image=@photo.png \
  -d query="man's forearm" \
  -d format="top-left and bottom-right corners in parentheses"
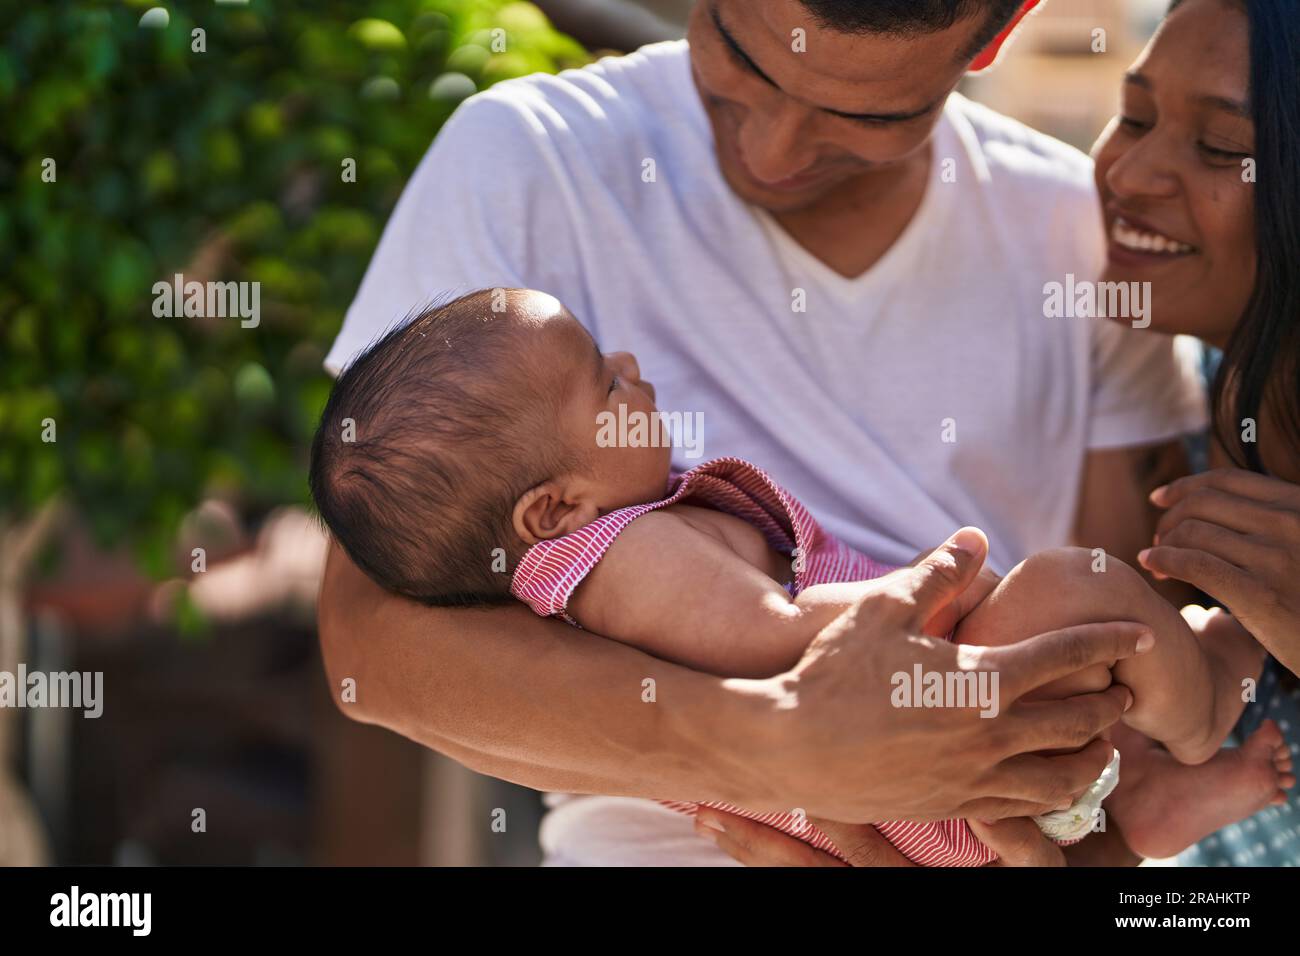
top-left (318, 542), bottom-right (791, 809)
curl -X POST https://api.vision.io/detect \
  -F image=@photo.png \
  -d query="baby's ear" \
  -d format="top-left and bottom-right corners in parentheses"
top-left (512, 481), bottom-right (599, 545)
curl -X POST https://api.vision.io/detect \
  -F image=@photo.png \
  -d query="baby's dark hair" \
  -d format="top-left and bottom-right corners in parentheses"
top-left (309, 289), bottom-right (578, 607)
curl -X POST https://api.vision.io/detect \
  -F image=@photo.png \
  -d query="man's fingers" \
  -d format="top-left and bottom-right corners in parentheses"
top-left (812, 819), bottom-right (917, 867)
top-left (986, 738), bottom-right (1118, 806)
top-left (968, 817), bottom-right (1065, 867)
top-left (1010, 688), bottom-right (1132, 755)
top-left (693, 808), bottom-right (846, 867)
top-left (925, 566), bottom-right (1002, 636)
top-left (890, 527), bottom-right (989, 629)
top-left (958, 797), bottom-right (1065, 820)
top-left (993, 621), bottom-right (1152, 702)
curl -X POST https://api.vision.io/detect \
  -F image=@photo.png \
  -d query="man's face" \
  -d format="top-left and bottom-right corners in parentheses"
top-left (687, 0), bottom-right (987, 213)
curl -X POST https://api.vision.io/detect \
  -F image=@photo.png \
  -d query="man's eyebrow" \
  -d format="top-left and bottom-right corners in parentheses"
top-left (592, 338), bottom-right (605, 385)
top-left (1124, 71), bottom-right (1251, 118)
top-left (825, 99), bottom-right (941, 124)
top-left (711, 4), bottom-right (938, 124)
top-left (713, 4), bottom-right (777, 88)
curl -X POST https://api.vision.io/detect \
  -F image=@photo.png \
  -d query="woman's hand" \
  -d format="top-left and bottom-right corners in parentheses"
top-left (694, 807), bottom-right (1067, 866)
top-left (1140, 468), bottom-right (1300, 675)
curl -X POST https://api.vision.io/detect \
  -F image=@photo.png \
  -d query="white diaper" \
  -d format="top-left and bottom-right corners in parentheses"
top-left (1033, 751), bottom-right (1121, 843)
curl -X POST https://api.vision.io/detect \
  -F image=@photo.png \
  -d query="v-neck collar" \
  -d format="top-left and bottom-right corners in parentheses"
top-left (748, 104), bottom-right (961, 304)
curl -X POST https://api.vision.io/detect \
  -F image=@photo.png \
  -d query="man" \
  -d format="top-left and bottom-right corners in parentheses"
top-left (319, 0), bottom-right (1204, 864)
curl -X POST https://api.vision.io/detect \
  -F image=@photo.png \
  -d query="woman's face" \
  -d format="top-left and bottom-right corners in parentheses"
top-left (1091, 0), bottom-right (1256, 346)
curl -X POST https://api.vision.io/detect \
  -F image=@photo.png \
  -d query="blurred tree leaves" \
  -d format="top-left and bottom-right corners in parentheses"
top-left (0, 0), bottom-right (587, 570)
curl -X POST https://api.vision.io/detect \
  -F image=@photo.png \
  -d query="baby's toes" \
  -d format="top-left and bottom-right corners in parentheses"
top-left (1271, 743), bottom-right (1295, 792)
top-left (1240, 719), bottom-right (1283, 760)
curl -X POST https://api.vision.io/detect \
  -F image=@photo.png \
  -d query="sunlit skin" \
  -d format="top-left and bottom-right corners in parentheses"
top-left (508, 292), bottom-right (672, 544)
top-left (1091, 0), bottom-right (1256, 349)
top-left (686, 0), bottom-right (988, 277)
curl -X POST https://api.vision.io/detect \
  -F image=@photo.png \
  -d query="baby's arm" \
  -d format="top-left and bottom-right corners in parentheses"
top-left (567, 506), bottom-right (873, 679)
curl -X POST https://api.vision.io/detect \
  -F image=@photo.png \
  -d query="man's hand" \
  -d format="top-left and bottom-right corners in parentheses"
top-left (319, 527), bottom-right (1150, 826)
top-left (757, 527), bottom-right (1152, 823)
top-left (969, 818), bottom-right (1065, 866)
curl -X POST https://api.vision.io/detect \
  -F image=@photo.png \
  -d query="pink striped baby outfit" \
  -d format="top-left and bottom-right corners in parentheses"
top-left (510, 456), bottom-right (996, 866)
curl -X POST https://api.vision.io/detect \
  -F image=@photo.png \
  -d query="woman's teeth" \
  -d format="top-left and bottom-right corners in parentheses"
top-left (1111, 218), bottom-right (1196, 255)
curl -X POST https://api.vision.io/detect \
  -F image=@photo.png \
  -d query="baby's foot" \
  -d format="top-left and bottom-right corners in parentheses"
top-left (1112, 721), bottom-right (1294, 860)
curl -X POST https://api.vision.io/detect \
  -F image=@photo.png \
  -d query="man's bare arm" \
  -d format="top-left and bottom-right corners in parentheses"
top-left (318, 531), bottom-right (1150, 822)
top-left (318, 540), bottom-right (785, 808)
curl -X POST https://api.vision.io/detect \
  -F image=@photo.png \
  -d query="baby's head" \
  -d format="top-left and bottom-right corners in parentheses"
top-left (310, 288), bottom-right (671, 606)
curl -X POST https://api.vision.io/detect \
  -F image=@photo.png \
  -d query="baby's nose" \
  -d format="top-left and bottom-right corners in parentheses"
top-left (610, 351), bottom-right (641, 381)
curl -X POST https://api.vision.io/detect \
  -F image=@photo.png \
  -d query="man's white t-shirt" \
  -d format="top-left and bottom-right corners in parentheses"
top-left (326, 41), bottom-right (1207, 863)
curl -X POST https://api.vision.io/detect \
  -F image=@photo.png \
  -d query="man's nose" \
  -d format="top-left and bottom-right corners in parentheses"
top-left (739, 99), bottom-right (816, 183)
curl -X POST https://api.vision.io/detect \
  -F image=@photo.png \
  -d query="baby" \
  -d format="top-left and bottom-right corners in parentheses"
top-left (311, 289), bottom-right (1291, 864)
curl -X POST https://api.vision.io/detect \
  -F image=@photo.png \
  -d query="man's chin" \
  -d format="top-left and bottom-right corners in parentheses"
top-left (721, 165), bottom-right (828, 214)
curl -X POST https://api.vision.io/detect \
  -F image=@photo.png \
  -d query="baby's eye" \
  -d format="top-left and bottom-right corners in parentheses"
top-left (607, 376), bottom-right (620, 396)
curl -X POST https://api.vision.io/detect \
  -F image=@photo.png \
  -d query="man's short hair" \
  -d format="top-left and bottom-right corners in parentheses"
top-left (797, 0), bottom-right (1028, 59)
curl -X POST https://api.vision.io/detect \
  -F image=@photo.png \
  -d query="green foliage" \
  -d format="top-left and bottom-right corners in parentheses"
top-left (0, 0), bottom-right (587, 571)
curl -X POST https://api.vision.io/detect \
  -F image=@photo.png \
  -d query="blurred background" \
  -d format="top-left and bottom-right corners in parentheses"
top-left (2, 0), bottom-right (1171, 866)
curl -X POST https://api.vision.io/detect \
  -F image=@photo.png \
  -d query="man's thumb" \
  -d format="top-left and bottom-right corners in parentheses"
top-left (901, 527), bottom-right (988, 627)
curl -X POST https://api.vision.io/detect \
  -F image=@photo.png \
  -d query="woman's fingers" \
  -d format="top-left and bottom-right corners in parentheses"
top-left (1138, 543), bottom-right (1259, 604)
top-left (693, 808), bottom-right (847, 867)
top-left (969, 817), bottom-right (1066, 866)
top-left (1153, 517), bottom-right (1271, 569)
top-left (1152, 468), bottom-right (1300, 508)
top-left (1152, 487), bottom-right (1281, 541)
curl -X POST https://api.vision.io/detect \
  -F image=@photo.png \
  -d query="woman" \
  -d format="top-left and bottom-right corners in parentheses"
top-left (699, 0), bottom-right (1300, 867)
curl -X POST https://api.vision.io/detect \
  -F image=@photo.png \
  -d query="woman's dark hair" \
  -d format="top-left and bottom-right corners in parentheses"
top-left (1182, 0), bottom-right (1300, 472)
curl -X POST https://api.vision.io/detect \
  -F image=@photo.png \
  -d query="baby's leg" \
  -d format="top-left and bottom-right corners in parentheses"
top-left (1103, 720), bottom-right (1293, 859)
top-left (955, 547), bottom-right (1263, 764)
